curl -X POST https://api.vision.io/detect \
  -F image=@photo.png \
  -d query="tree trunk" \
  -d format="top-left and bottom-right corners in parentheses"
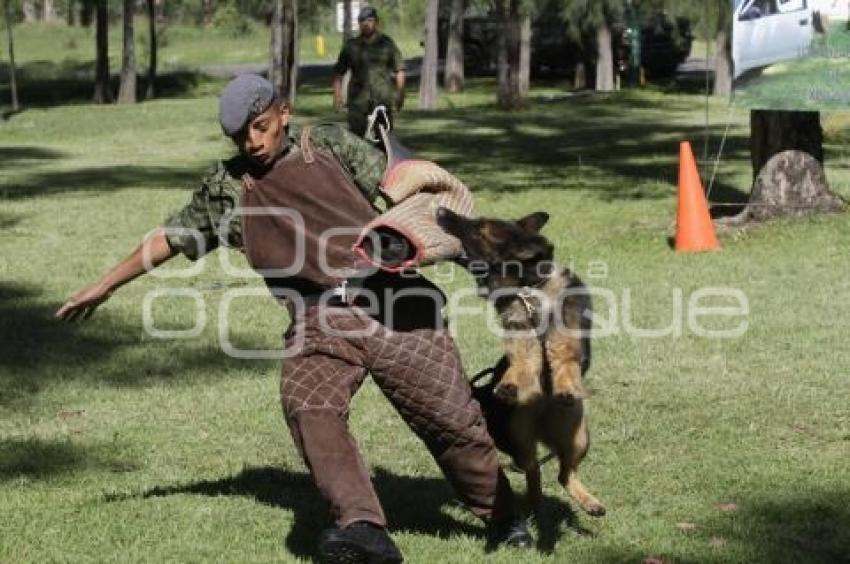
top-left (342, 0), bottom-right (352, 41)
top-left (444, 0), bottom-right (464, 93)
top-left (80, 0), bottom-right (93, 27)
top-left (713, 28), bottom-right (732, 96)
top-left (418, 0), bottom-right (439, 110)
top-left (43, 0), bottom-right (58, 21)
top-left (496, 0), bottom-right (509, 106)
top-left (117, 0), bottom-right (136, 103)
top-left (518, 11), bottom-right (530, 97)
top-left (4, 0), bottom-right (19, 112)
top-left (67, 0), bottom-right (76, 25)
top-left (270, 0), bottom-right (298, 103)
top-left (201, 0), bottom-right (215, 25)
top-left (496, 0), bottom-right (522, 110)
top-left (721, 110), bottom-right (844, 224)
top-left (22, 0), bottom-right (37, 22)
top-left (595, 24), bottom-right (614, 92)
top-left (750, 110), bottom-right (823, 179)
top-left (289, 0), bottom-right (298, 103)
top-left (574, 61), bottom-right (587, 90)
top-left (145, 0), bottom-right (156, 99)
top-left (93, 0), bottom-right (112, 103)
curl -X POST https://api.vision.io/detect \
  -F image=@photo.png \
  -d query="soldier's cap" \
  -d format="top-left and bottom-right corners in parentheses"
top-left (218, 74), bottom-right (278, 137)
top-left (358, 6), bottom-right (378, 22)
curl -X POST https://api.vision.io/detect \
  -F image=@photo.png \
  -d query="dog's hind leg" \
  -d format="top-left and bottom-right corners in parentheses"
top-left (548, 402), bottom-right (606, 517)
top-left (509, 410), bottom-right (544, 519)
top-left (560, 470), bottom-right (605, 517)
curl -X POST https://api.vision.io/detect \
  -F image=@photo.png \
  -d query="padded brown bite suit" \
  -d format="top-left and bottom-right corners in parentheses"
top-left (239, 130), bottom-right (512, 529)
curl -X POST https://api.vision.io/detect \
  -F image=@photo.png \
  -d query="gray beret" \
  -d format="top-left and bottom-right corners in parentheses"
top-left (358, 6), bottom-right (377, 21)
top-left (218, 74), bottom-right (277, 136)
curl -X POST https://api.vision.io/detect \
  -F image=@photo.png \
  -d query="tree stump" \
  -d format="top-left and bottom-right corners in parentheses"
top-left (721, 150), bottom-right (845, 224)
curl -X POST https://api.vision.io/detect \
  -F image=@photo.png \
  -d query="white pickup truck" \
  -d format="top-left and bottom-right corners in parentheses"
top-left (732, 0), bottom-right (815, 78)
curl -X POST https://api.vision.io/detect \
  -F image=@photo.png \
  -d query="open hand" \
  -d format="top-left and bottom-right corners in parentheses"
top-left (241, 173), bottom-right (257, 192)
top-left (55, 284), bottom-right (111, 321)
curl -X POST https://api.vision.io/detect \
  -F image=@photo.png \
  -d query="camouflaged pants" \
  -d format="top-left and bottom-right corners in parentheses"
top-left (280, 304), bottom-right (511, 528)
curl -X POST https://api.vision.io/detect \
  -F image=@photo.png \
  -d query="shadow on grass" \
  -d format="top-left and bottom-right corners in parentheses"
top-left (0, 437), bottom-right (137, 480)
top-left (136, 465), bottom-right (480, 558)
top-left (0, 61), bottom-right (207, 108)
top-left (0, 210), bottom-right (24, 230)
top-left (130, 465), bottom-right (596, 558)
top-left (1, 164), bottom-right (204, 199)
top-left (0, 283), bottom-right (134, 404)
top-left (709, 180), bottom-right (751, 219)
top-left (0, 146), bottom-right (67, 168)
top-left (698, 492), bottom-right (850, 564)
top-left (0, 282), bottom-right (274, 406)
top-left (392, 93), bottom-right (752, 200)
top-left (533, 493), bottom-right (596, 554)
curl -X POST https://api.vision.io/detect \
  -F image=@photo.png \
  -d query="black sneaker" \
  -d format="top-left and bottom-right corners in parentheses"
top-left (485, 515), bottom-right (533, 552)
top-left (317, 521), bottom-right (403, 564)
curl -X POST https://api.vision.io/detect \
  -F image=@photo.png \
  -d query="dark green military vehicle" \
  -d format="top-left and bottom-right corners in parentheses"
top-left (438, 7), bottom-right (692, 79)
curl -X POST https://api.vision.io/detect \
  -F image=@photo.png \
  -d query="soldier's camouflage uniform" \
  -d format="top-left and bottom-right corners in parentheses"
top-left (162, 122), bottom-right (513, 531)
top-left (163, 124), bottom-right (384, 260)
top-left (334, 32), bottom-right (405, 137)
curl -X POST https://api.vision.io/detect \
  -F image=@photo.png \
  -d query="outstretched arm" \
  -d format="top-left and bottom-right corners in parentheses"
top-left (332, 43), bottom-right (350, 112)
top-left (55, 229), bottom-right (177, 321)
top-left (395, 70), bottom-right (406, 111)
top-left (332, 73), bottom-right (345, 111)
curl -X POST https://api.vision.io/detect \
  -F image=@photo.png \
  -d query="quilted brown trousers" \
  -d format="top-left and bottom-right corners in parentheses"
top-left (280, 304), bottom-right (511, 529)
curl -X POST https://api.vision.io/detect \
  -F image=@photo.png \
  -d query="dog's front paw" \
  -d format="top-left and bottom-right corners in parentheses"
top-left (552, 379), bottom-right (587, 404)
top-left (552, 392), bottom-right (578, 406)
top-left (494, 382), bottom-right (519, 404)
top-left (515, 383), bottom-right (543, 405)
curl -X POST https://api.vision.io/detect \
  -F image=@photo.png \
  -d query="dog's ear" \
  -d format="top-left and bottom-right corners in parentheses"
top-left (436, 206), bottom-right (463, 235)
top-left (516, 212), bottom-right (549, 233)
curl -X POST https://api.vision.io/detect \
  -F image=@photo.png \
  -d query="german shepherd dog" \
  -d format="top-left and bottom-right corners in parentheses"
top-left (436, 207), bottom-right (606, 519)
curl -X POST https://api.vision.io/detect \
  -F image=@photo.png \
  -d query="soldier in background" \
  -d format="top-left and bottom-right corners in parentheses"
top-left (332, 6), bottom-right (406, 137)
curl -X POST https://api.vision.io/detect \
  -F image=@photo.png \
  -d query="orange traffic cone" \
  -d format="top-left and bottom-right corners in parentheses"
top-left (675, 141), bottom-right (720, 253)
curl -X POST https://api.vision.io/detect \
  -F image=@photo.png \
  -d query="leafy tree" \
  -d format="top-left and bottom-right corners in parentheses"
top-left (559, 0), bottom-right (624, 92)
top-left (664, 0), bottom-right (731, 95)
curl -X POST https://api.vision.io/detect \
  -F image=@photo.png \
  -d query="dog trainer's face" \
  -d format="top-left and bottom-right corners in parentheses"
top-left (232, 102), bottom-right (292, 168)
top-left (436, 207), bottom-right (554, 289)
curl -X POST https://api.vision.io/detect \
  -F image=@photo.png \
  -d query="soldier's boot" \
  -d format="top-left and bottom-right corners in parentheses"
top-left (317, 521), bottom-right (403, 564)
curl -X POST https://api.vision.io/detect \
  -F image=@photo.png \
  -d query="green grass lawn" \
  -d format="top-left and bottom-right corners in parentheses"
top-left (734, 23), bottom-right (850, 111)
top-left (0, 20), bottom-right (422, 108)
top-left (1, 78), bottom-right (850, 563)
top-left (0, 20), bottom-right (423, 70)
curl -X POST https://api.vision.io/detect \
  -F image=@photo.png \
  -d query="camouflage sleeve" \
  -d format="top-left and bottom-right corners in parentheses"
top-left (389, 38), bottom-right (405, 72)
top-left (309, 124), bottom-right (386, 205)
top-left (162, 161), bottom-right (243, 261)
top-left (333, 41), bottom-right (351, 76)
